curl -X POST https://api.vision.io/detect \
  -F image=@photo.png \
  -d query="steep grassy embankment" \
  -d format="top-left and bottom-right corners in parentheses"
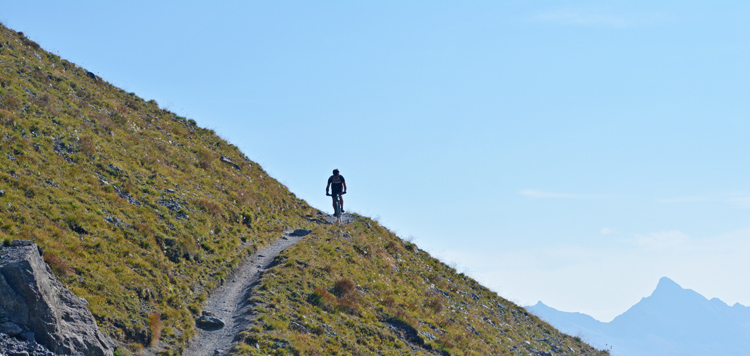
top-left (231, 219), bottom-right (607, 355)
top-left (0, 24), bottom-right (607, 356)
top-left (0, 24), bottom-right (318, 353)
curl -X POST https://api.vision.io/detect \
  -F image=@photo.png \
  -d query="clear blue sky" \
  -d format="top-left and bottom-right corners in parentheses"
top-left (2, 1), bottom-right (748, 321)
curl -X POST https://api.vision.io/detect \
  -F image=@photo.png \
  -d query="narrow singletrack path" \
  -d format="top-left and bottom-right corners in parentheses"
top-left (183, 228), bottom-right (312, 356)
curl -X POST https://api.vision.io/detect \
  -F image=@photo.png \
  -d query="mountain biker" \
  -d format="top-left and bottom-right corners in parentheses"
top-left (326, 169), bottom-right (346, 214)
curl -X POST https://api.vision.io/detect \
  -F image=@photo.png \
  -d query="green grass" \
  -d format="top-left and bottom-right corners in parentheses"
top-left (0, 24), bottom-right (317, 354)
top-left (230, 217), bottom-right (608, 355)
top-left (0, 23), bottom-right (608, 356)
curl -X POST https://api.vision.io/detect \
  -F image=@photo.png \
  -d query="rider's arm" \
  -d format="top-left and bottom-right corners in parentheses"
top-left (342, 181), bottom-right (347, 193)
top-left (326, 182), bottom-right (331, 194)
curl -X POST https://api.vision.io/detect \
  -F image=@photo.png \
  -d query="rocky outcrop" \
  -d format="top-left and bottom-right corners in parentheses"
top-left (0, 240), bottom-right (115, 356)
top-left (0, 331), bottom-right (63, 356)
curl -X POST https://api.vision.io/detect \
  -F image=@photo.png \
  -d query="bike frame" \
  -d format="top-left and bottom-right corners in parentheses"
top-left (328, 192), bottom-right (345, 218)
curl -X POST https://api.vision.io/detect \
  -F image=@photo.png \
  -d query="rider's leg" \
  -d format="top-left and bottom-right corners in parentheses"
top-left (332, 196), bottom-right (337, 212)
top-left (339, 195), bottom-right (344, 212)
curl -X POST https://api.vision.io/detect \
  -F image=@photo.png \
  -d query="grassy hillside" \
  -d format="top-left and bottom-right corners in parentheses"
top-left (0, 24), bottom-right (607, 356)
top-left (232, 220), bottom-right (608, 356)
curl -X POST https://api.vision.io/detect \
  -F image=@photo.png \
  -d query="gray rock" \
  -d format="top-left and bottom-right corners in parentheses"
top-left (0, 321), bottom-right (23, 336)
top-left (0, 189), bottom-right (4, 196)
top-left (418, 330), bottom-right (437, 341)
top-left (19, 331), bottom-right (35, 343)
top-left (288, 229), bottom-right (312, 237)
top-left (289, 321), bottom-right (307, 333)
top-left (106, 163), bottom-right (122, 174)
top-left (196, 315), bottom-right (225, 330)
top-left (0, 240), bottom-right (115, 355)
top-left (219, 156), bottom-right (241, 171)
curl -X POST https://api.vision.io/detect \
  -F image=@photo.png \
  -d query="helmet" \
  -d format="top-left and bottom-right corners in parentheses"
top-left (333, 169), bottom-right (339, 175)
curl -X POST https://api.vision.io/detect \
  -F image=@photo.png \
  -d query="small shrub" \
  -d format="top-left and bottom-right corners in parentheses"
top-left (124, 100), bottom-right (140, 110)
top-left (240, 211), bottom-right (253, 228)
top-left (0, 94), bottom-right (21, 111)
top-left (438, 330), bottom-right (470, 351)
top-left (381, 297), bottom-right (395, 307)
top-left (385, 241), bottom-right (402, 254)
top-left (112, 347), bottom-right (131, 356)
top-left (310, 325), bottom-right (325, 335)
top-left (426, 298), bottom-right (443, 313)
top-left (44, 252), bottom-right (73, 276)
top-left (187, 303), bottom-right (201, 316)
top-left (80, 136), bottom-right (96, 155)
top-left (393, 307), bottom-right (410, 323)
top-left (308, 287), bottom-right (336, 311)
top-left (336, 293), bottom-right (360, 315)
top-left (133, 221), bottom-right (152, 237)
top-left (332, 279), bottom-right (355, 298)
top-left (31, 93), bottom-right (52, 109)
top-left (20, 34), bottom-right (40, 49)
top-left (197, 199), bottom-right (222, 216)
top-left (308, 288), bottom-right (326, 307)
top-left (196, 148), bottom-right (213, 169)
top-left (148, 312), bottom-right (162, 347)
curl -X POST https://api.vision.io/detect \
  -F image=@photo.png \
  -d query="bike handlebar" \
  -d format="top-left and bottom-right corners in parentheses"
top-left (326, 192), bottom-right (346, 196)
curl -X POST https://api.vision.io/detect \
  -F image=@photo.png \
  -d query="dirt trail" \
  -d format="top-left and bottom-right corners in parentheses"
top-left (183, 228), bottom-right (312, 356)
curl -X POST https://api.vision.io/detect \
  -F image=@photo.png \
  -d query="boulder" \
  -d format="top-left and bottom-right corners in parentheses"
top-left (288, 229), bottom-right (312, 237)
top-left (0, 321), bottom-right (23, 336)
top-left (195, 314), bottom-right (225, 330)
top-left (0, 332), bottom-right (60, 356)
top-left (0, 240), bottom-right (115, 355)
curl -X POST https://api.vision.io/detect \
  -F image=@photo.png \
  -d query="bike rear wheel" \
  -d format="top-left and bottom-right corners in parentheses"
top-left (333, 194), bottom-right (342, 217)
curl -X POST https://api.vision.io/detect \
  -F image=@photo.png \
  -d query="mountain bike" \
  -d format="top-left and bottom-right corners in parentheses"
top-left (326, 192), bottom-right (346, 218)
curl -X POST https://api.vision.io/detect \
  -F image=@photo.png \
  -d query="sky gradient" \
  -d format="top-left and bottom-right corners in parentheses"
top-left (2, 1), bottom-right (748, 321)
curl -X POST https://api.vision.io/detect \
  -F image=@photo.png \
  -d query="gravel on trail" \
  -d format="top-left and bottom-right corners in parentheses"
top-left (183, 228), bottom-right (313, 356)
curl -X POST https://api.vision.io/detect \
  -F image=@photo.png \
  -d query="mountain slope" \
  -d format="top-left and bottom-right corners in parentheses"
top-left (526, 302), bottom-right (611, 348)
top-left (0, 23), bottom-right (318, 353)
top-left (0, 23), bottom-right (608, 355)
top-left (527, 277), bottom-right (750, 356)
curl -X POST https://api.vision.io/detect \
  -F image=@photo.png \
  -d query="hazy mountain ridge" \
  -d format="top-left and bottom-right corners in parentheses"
top-left (0, 23), bottom-right (609, 355)
top-left (527, 277), bottom-right (750, 356)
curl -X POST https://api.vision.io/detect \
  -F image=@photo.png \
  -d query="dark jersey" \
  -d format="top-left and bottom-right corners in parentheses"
top-left (328, 175), bottom-right (345, 193)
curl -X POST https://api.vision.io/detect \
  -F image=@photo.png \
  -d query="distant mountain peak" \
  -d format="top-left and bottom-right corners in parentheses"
top-left (528, 277), bottom-right (750, 356)
top-left (656, 276), bottom-right (680, 288)
top-left (652, 276), bottom-right (683, 295)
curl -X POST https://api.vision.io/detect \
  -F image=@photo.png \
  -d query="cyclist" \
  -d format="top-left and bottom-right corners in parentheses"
top-left (326, 169), bottom-right (347, 214)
